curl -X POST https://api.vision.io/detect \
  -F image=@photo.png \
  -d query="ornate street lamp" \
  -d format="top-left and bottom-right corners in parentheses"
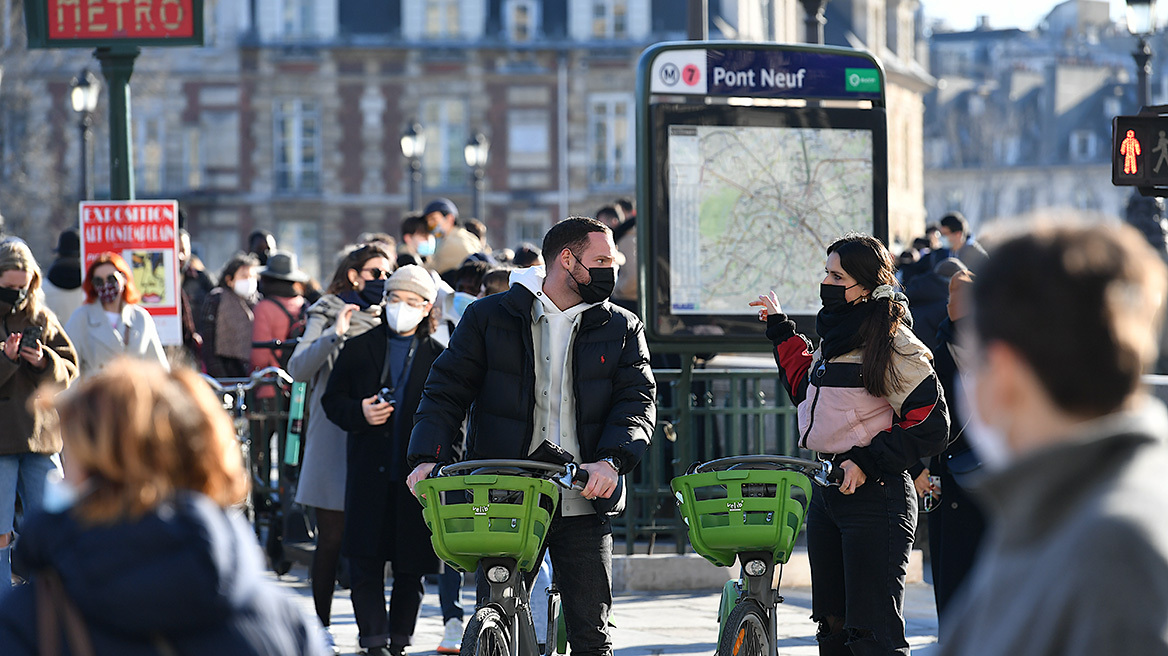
top-left (464, 132), bottom-right (490, 222)
top-left (400, 120), bottom-right (426, 211)
top-left (799, 0), bottom-right (829, 45)
top-left (1127, 0), bottom-right (1158, 109)
top-left (70, 68), bottom-right (101, 201)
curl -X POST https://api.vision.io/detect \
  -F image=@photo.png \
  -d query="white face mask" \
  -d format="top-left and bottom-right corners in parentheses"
top-left (232, 277), bottom-right (257, 298)
top-left (956, 372), bottom-right (1012, 471)
top-left (384, 301), bottom-right (425, 334)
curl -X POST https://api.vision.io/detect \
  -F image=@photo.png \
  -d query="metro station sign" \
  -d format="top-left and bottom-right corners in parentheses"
top-left (23, 0), bottom-right (204, 49)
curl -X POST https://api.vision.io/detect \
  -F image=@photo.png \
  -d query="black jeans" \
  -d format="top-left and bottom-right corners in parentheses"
top-left (477, 512), bottom-right (614, 656)
top-left (807, 471), bottom-right (916, 656)
top-left (350, 557), bottom-right (424, 649)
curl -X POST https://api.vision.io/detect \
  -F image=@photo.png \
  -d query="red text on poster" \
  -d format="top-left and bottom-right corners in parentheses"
top-left (79, 200), bottom-right (181, 346)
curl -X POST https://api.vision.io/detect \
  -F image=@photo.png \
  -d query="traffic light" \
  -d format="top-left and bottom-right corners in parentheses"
top-left (1113, 115), bottom-right (1168, 187)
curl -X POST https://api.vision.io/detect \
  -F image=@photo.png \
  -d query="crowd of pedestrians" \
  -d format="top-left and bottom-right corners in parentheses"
top-left (2, 193), bottom-right (1168, 656)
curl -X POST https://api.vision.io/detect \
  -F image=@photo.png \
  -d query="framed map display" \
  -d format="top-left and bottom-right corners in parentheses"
top-left (636, 43), bottom-right (889, 349)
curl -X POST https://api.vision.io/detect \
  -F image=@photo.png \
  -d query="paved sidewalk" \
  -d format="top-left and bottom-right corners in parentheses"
top-left (268, 565), bottom-right (938, 656)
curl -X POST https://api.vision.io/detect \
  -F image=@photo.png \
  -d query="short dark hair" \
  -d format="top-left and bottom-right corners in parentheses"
top-left (615, 198), bottom-right (634, 217)
top-left (973, 224), bottom-right (1167, 417)
top-left (513, 243), bottom-right (542, 268)
top-left (218, 252), bottom-right (260, 288)
top-left (939, 212), bottom-right (969, 235)
top-left (401, 212), bottom-right (427, 239)
top-left (248, 229), bottom-right (273, 245)
top-left (466, 218), bottom-right (487, 241)
top-left (595, 204), bottom-right (624, 226)
top-left (925, 224), bottom-right (941, 235)
top-left (542, 217), bottom-right (610, 265)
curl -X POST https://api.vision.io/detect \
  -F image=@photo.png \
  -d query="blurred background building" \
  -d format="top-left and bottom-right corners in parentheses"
top-left (0, 0), bottom-right (931, 278)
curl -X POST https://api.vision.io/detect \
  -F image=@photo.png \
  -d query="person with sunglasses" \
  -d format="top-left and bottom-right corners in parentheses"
top-left (65, 251), bottom-right (168, 377)
top-left (286, 243), bottom-right (394, 652)
top-left (322, 265), bottom-right (444, 656)
top-left (752, 233), bottom-right (949, 656)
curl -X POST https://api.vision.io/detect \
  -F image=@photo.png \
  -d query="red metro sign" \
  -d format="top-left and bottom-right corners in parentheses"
top-left (23, 0), bottom-right (204, 48)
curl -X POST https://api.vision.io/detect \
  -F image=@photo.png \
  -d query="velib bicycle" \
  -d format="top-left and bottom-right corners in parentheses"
top-left (671, 455), bottom-right (835, 656)
top-left (201, 365), bottom-right (306, 574)
top-left (415, 459), bottom-right (589, 656)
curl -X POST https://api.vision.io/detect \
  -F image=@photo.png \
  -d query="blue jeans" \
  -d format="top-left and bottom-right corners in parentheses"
top-left (0, 453), bottom-right (60, 590)
top-left (439, 566), bottom-right (464, 623)
top-left (807, 471), bottom-right (916, 656)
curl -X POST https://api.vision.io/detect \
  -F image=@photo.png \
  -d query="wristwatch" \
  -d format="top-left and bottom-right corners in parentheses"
top-left (600, 456), bottom-right (621, 474)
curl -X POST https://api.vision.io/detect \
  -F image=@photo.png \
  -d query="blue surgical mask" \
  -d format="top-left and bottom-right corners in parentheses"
top-left (452, 291), bottom-right (477, 316)
top-left (417, 237), bottom-right (436, 257)
top-left (941, 236), bottom-right (953, 250)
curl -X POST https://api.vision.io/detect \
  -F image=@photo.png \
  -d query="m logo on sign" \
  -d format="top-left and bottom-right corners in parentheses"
top-left (660, 63), bottom-right (680, 87)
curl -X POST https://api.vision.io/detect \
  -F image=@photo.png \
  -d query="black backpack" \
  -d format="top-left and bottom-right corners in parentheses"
top-left (260, 298), bottom-right (307, 369)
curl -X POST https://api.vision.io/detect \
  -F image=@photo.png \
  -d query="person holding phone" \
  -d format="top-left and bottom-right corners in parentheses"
top-left (0, 237), bottom-right (79, 589)
top-left (286, 242), bottom-right (394, 651)
top-left (65, 252), bottom-right (168, 377)
top-left (320, 265), bottom-right (444, 656)
top-left (752, 233), bottom-right (949, 656)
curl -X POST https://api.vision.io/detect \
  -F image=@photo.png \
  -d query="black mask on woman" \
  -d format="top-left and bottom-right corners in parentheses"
top-left (569, 253), bottom-right (615, 304)
top-left (819, 282), bottom-right (858, 313)
top-left (0, 287), bottom-right (27, 314)
top-left (358, 279), bottom-right (387, 307)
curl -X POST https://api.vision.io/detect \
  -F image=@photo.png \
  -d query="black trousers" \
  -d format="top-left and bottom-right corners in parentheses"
top-left (350, 557), bottom-right (425, 649)
top-left (476, 512), bottom-right (614, 656)
top-left (807, 471), bottom-right (916, 656)
top-left (927, 468), bottom-right (986, 627)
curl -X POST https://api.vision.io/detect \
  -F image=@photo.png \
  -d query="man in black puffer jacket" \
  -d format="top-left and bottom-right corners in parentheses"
top-left (406, 217), bottom-right (655, 656)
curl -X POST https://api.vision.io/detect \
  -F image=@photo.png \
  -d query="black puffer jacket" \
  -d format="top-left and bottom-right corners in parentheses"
top-left (407, 283), bottom-right (656, 516)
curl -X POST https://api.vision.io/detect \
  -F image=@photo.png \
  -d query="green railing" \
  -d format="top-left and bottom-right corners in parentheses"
top-left (613, 361), bottom-right (812, 555)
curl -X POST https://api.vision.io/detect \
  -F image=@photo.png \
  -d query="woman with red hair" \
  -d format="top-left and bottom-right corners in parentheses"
top-left (64, 252), bottom-right (168, 376)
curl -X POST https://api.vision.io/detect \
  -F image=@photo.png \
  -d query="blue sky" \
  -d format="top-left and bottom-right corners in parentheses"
top-left (920, 0), bottom-right (1127, 32)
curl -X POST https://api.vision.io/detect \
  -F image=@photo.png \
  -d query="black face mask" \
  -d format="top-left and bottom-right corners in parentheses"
top-left (0, 286), bottom-right (27, 314)
top-left (819, 283), bottom-right (858, 313)
top-left (569, 253), bottom-right (615, 304)
top-left (358, 278), bottom-right (387, 307)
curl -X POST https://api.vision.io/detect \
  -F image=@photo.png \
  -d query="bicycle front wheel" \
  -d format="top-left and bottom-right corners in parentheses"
top-left (462, 607), bottom-right (512, 656)
top-left (718, 601), bottom-right (771, 656)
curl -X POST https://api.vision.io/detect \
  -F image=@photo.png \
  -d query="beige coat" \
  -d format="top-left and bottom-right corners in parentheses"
top-left (64, 302), bottom-right (168, 377)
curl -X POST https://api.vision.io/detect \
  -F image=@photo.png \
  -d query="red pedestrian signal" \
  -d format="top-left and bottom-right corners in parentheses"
top-left (1113, 115), bottom-right (1168, 188)
top-left (1121, 130), bottom-right (1141, 175)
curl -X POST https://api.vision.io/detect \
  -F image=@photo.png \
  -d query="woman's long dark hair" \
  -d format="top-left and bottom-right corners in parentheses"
top-left (827, 234), bottom-right (907, 398)
top-left (326, 243), bottom-right (394, 295)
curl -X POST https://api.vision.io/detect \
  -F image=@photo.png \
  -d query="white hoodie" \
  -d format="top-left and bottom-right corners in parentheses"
top-left (510, 266), bottom-right (596, 516)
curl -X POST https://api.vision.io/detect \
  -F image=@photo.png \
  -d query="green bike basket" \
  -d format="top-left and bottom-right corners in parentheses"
top-left (415, 474), bottom-right (560, 573)
top-left (670, 469), bottom-right (813, 568)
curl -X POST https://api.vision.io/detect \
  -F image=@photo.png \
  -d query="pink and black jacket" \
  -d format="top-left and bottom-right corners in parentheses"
top-left (767, 313), bottom-right (950, 480)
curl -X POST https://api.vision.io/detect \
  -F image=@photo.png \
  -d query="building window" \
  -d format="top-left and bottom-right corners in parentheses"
top-left (508, 109), bottom-right (549, 169)
top-left (179, 126), bottom-right (202, 190)
top-left (509, 210), bottom-right (550, 247)
top-left (592, 0), bottom-right (628, 39)
top-left (426, 0), bottom-right (461, 38)
top-left (588, 93), bottom-right (633, 187)
top-left (274, 99), bottom-right (321, 193)
top-left (134, 114), bottom-right (166, 195)
top-left (1069, 130), bottom-right (1097, 162)
top-left (507, 0), bottom-right (538, 42)
top-left (276, 220), bottom-right (321, 281)
top-left (279, 0), bottom-right (315, 39)
top-left (1016, 187), bottom-right (1034, 214)
top-left (421, 99), bottom-right (468, 188)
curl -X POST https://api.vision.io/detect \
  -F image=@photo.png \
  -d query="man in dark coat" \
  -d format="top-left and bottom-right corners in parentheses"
top-left (406, 216), bottom-right (656, 656)
top-left (322, 265), bottom-right (444, 656)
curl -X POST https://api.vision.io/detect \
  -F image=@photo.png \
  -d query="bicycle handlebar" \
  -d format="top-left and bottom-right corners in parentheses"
top-left (434, 459), bottom-right (590, 491)
top-left (200, 366), bottom-right (294, 393)
top-left (689, 454), bottom-right (841, 487)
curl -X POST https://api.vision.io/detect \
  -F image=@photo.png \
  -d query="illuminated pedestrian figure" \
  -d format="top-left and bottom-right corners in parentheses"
top-left (1154, 131), bottom-right (1168, 174)
top-left (1121, 129), bottom-right (1142, 175)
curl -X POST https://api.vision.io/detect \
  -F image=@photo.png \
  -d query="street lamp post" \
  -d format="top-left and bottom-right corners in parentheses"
top-left (1128, 0), bottom-right (1158, 109)
top-left (400, 120), bottom-right (426, 211)
top-left (70, 68), bottom-right (101, 201)
top-left (464, 132), bottom-right (490, 222)
top-left (799, 0), bottom-right (829, 45)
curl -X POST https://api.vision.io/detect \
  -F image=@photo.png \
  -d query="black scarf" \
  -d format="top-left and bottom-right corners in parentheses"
top-left (816, 301), bottom-right (877, 362)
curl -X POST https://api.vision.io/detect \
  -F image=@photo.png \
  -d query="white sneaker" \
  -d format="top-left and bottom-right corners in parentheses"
top-left (321, 627), bottom-right (338, 654)
top-left (437, 618), bottom-right (463, 654)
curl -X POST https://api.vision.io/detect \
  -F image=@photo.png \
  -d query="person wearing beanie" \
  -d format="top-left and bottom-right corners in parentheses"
top-left (422, 198), bottom-right (482, 277)
top-left (320, 263), bottom-right (445, 656)
top-left (41, 229), bottom-right (85, 323)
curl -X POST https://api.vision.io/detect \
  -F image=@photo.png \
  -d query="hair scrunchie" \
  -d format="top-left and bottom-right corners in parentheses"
top-left (871, 284), bottom-right (895, 301)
